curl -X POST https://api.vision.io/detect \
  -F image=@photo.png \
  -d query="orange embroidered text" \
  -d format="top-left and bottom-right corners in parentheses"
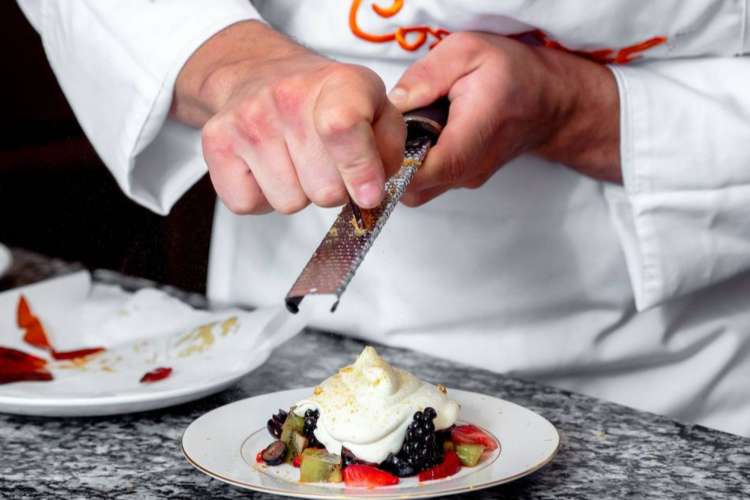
top-left (349, 0), bottom-right (449, 52)
top-left (518, 30), bottom-right (667, 64)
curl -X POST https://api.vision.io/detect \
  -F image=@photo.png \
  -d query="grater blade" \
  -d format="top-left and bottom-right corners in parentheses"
top-left (285, 135), bottom-right (431, 313)
top-left (285, 99), bottom-right (449, 314)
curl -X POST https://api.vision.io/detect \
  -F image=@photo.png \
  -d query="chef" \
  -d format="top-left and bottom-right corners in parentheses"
top-left (18, 1), bottom-right (750, 437)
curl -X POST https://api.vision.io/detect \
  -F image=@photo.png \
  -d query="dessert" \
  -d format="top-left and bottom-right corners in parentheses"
top-left (256, 346), bottom-right (498, 487)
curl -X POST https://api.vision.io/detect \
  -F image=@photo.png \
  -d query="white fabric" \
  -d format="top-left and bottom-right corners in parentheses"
top-left (19, 0), bottom-right (750, 437)
top-left (17, 0), bottom-right (263, 214)
top-left (609, 58), bottom-right (750, 309)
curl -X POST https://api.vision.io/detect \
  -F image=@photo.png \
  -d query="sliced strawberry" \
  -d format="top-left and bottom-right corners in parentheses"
top-left (343, 464), bottom-right (399, 488)
top-left (418, 451), bottom-right (461, 481)
top-left (451, 424), bottom-right (498, 451)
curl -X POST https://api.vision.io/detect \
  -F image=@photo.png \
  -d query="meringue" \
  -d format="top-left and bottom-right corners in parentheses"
top-left (294, 346), bottom-right (459, 464)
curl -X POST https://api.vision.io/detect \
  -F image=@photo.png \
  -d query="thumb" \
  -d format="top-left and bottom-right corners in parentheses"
top-left (388, 35), bottom-right (481, 112)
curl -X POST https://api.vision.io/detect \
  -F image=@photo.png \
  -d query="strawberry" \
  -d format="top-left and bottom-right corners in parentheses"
top-left (255, 451), bottom-right (263, 464)
top-left (451, 424), bottom-right (498, 451)
top-left (292, 454), bottom-right (302, 468)
top-left (418, 451), bottom-right (461, 481)
top-left (343, 464), bottom-right (399, 488)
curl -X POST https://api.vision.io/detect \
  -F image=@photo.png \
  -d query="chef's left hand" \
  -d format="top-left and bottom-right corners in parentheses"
top-left (389, 32), bottom-right (621, 207)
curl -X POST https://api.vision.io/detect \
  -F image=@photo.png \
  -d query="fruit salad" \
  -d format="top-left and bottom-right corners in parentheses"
top-left (256, 346), bottom-right (498, 487)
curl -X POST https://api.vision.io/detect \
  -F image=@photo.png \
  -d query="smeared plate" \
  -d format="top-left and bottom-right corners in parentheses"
top-left (0, 244), bottom-right (10, 279)
top-left (182, 388), bottom-right (559, 498)
top-left (0, 273), bottom-right (303, 417)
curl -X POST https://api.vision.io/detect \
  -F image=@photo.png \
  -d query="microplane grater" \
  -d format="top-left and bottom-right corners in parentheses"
top-left (285, 99), bottom-right (449, 313)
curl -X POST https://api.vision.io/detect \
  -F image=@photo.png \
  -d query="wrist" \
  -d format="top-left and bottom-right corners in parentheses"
top-left (533, 47), bottom-right (622, 182)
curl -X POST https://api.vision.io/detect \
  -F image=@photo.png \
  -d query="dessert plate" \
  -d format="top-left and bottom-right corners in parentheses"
top-left (182, 387), bottom-right (560, 499)
top-left (0, 243), bottom-right (10, 279)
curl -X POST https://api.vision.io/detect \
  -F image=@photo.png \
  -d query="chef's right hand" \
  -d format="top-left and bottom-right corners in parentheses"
top-left (172, 21), bottom-right (405, 214)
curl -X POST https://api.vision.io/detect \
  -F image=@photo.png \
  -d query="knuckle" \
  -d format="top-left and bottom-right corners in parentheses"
top-left (446, 32), bottom-right (486, 53)
top-left (339, 156), bottom-right (378, 179)
top-left (223, 193), bottom-right (261, 215)
top-left (271, 78), bottom-right (305, 115)
top-left (329, 63), bottom-right (381, 90)
top-left (201, 119), bottom-right (232, 156)
top-left (236, 98), bottom-right (275, 145)
top-left (440, 156), bottom-right (467, 185)
top-left (311, 184), bottom-right (347, 207)
top-left (316, 106), bottom-right (362, 139)
top-left (274, 193), bottom-right (309, 215)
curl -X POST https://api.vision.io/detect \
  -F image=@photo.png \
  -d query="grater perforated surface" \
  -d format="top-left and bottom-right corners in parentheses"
top-left (285, 135), bottom-right (432, 313)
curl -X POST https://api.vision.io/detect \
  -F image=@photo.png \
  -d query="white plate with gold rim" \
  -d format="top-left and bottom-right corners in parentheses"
top-left (182, 387), bottom-right (560, 499)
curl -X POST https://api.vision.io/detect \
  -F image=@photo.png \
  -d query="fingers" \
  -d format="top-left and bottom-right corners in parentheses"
top-left (203, 62), bottom-right (400, 214)
top-left (314, 68), bottom-right (398, 209)
top-left (389, 32), bottom-right (495, 198)
top-left (235, 135), bottom-right (309, 215)
top-left (202, 123), bottom-right (272, 214)
top-left (285, 131), bottom-right (347, 208)
top-left (400, 185), bottom-right (451, 207)
top-left (388, 32), bottom-right (484, 112)
top-left (409, 92), bottom-right (497, 193)
top-left (373, 101), bottom-right (406, 178)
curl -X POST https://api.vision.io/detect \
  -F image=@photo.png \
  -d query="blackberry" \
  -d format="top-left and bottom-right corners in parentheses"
top-left (380, 453), bottom-right (416, 477)
top-left (380, 407), bottom-right (442, 477)
top-left (340, 447), bottom-right (361, 468)
top-left (340, 446), bottom-right (376, 468)
top-left (266, 408), bottom-right (288, 439)
top-left (303, 408), bottom-right (323, 448)
top-left (436, 424), bottom-right (455, 448)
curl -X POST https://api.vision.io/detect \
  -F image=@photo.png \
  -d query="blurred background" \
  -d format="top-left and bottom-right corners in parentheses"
top-left (1, 2), bottom-right (213, 293)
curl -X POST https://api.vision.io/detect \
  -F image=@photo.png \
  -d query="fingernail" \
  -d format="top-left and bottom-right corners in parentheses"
top-left (388, 87), bottom-right (409, 106)
top-left (356, 181), bottom-right (383, 208)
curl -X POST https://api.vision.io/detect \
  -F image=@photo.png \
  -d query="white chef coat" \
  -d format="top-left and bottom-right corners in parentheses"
top-left (18, 0), bottom-right (750, 437)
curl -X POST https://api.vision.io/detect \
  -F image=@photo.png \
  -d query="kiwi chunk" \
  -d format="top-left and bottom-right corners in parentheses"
top-left (300, 449), bottom-right (341, 483)
top-left (280, 413), bottom-right (305, 446)
top-left (455, 443), bottom-right (485, 467)
top-left (291, 431), bottom-right (309, 456)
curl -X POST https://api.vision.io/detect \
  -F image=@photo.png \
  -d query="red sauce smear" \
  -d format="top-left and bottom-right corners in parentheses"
top-left (1, 295), bottom-right (106, 384)
top-left (140, 367), bottom-right (172, 384)
top-left (16, 294), bottom-right (105, 361)
top-left (17, 295), bottom-right (51, 350)
top-left (0, 346), bottom-right (53, 384)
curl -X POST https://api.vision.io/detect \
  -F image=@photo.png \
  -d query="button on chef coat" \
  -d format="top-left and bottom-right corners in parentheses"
top-left (18, 0), bottom-right (750, 437)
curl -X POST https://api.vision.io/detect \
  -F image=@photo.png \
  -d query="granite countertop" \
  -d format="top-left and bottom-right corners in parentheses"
top-left (1, 249), bottom-right (749, 499)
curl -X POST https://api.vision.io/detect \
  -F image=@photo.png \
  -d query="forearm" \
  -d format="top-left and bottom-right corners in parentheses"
top-left (534, 47), bottom-right (622, 184)
top-left (171, 20), bottom-right (310, 127)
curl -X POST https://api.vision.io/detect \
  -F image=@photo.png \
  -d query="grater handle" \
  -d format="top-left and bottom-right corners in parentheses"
top-left (404, 97), bottom-right (450, 143)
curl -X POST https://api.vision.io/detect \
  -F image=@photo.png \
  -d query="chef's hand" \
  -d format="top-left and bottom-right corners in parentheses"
top-left (389, 32), bottom-right (621, 207)
top-left (172, 21), bottom-right (405, 214)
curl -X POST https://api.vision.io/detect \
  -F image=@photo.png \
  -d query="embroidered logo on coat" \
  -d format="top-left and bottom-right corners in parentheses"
top-left (349, 0), bottom-right (448, 51)
top-left (348, 0), bottom-right (667, 63)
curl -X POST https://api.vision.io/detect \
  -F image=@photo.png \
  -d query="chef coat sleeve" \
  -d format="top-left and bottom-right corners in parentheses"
top-left (16, 0), bottom-right (264, 214)
top-left (604, 56), bottom-right (750, 310)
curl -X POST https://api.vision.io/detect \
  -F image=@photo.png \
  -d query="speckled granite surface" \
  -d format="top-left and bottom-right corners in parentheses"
top-left (1, 249), bottom-right (749, 499)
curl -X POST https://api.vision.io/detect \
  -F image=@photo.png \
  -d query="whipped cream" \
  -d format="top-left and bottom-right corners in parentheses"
top-left (294, 346), bottom-right (459, 464)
